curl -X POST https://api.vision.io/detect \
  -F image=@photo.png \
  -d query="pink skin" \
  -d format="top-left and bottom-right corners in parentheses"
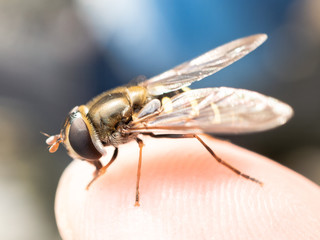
top-left (55, 135), bottom-right (320, 240)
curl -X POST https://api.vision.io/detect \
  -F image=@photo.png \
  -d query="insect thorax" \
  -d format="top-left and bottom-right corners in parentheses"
top-left (86, 86), bottom-right (149, 146)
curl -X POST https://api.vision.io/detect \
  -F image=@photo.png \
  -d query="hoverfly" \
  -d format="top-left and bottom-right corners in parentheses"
top-left (44, 34), bottom-right (293, 206)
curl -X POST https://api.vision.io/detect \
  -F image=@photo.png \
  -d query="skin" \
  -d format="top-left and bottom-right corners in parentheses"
top-left (55, 135), bottom-right (320, 240)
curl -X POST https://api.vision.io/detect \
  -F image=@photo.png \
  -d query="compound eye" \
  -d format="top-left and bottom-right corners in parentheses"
top-left (68, 117), bottom-right (102, 160)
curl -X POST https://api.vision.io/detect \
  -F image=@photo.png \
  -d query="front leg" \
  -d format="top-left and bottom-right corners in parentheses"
top-left (86, 147), bottom-right (119, 190)
top-left (89, 160), bottom-right (103, 172)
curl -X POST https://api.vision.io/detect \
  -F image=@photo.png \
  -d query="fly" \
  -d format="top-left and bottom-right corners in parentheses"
top-left (44, 34), bottom-right (293, 206)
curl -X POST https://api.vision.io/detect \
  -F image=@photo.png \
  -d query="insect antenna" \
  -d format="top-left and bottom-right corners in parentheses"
top-left (40, 131), bottom-right (51, 138)
top-left (41, 132), bottom-right (63, 153)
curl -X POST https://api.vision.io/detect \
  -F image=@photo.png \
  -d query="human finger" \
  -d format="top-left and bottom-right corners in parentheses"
top-left (55, 135), bottom-right (320, 240)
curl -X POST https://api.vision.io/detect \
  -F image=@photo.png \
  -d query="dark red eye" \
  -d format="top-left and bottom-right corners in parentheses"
top-left (69, 117), bottom-right (102, 160)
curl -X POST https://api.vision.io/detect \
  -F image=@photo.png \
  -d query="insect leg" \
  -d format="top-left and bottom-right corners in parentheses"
top-left (134, 137), bottom-right (144, 207)
top-left (89, 160), bottom-right (103, 171)
top-left (86, 147), bottom-right (119, 190)
top-left (147, 133), bottom-right (263, 186)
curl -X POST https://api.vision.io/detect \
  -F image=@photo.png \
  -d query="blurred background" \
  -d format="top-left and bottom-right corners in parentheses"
top-left (0, 0), bottom-right (319, 239)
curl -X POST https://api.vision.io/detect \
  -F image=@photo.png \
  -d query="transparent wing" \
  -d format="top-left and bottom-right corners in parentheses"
top-left (140, 34), bottom-right (267, 96)
top-left (127, 87), bottom-right (293, 134)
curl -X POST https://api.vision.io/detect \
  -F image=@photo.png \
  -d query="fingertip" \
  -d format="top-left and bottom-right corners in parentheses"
top-left (55, 135), bottom-right (320, 240)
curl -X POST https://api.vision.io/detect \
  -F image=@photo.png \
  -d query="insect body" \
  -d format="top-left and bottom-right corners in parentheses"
top-left (45, 34), bottom-right (293, 206)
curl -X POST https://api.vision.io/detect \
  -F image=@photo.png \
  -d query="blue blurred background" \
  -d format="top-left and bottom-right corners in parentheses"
top-left (1, 0), bottom-right (319, 239)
